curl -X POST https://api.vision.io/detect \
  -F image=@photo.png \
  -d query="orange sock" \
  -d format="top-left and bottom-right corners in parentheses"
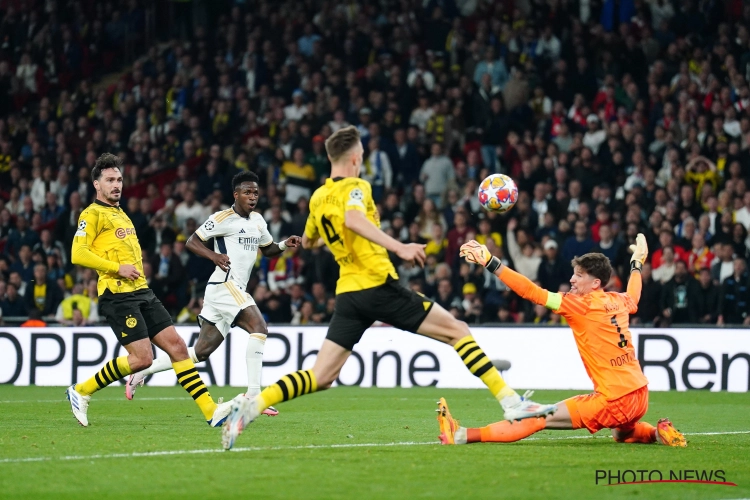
top-left (617, 422), bottom-right (657, 443)
top-left (466, 417), bottom-right (547, 443)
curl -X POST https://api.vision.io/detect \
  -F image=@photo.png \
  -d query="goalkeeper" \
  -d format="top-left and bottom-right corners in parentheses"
top-left (436, 235), bottom-right (687, 447)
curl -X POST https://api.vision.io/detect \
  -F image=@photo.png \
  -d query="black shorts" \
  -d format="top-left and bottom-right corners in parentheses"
top-left (326, 278), bottom-right (434, 351)
top-left (99, 288), bottom-right (174, 346)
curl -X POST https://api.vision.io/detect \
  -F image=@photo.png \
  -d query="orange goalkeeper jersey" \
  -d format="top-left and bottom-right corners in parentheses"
top-left (498, 267), bottom-right (648, 400)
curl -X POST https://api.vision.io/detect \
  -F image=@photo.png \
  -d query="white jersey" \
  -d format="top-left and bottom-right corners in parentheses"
top-left (194, 207), bottom-right (274, 289)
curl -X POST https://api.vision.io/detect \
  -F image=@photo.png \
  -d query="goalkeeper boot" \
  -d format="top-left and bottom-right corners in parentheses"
top-left (501, 390), bottom-right (557, 422)
top-left (656, 418), bottom-right (687, 447)
top-left (125, 371), bottom-right (147, 400)
top-left (222, 395), bottom-right (261, 450)
top-left (66, 385), bottom-right (91, 427)
top-left (436, 398), bottom-right (460, 445)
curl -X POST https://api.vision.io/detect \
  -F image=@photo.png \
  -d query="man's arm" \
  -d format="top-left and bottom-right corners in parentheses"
top-left (301, 210), bottom-right (321, 250)
top-left (70, 211), bottom-right (139, 280)
top-left (260, 236), bottom-right (302, 258)
top-left (342, 182), bottom-right (426, 266)
top-left (301, 234), bottom-right (325, 249)
top-left (344, 210), bottom-right (426, 266)
top-left (344, 210), bottom-right (402, 253)
top-left (460, 240), bottom-right (566, 311)
top-left (626, 271), bottom-right (642, 304)
top-left (186, 232), bottom-right (230, 271)
top-left (497, 265), bottom-right (559, 309)
top-left (625, 232), bottom-right (647, 306)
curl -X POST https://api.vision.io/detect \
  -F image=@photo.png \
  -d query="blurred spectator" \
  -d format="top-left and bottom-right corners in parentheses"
top-left (687, 232), bottom-right (714, 278)
top-left (420, 143), bottom-right (455, 208)
top-left (20, 308), bottom-right (47, 327)
top-left (24, 263), bottom-right (63, 318)
top-left (594, 224), bottom-right (626, 274)
top-left (40, 192), bottom-right (64, 224)
top-left (445, 210), bottom-right (474, 269)
top-left (361, 137), bottom-right (392, 203)
top-left (718, 258), bottom-right (750, 326)
top-left (174, 190), bottom-right (206, 234)
top-left (506, 218), bottom-right (541, 281)
top-left (142, 215), bottom-right (177, 256)
top-left (425, 223), bottom-right (448, 262)
top-left (5, 217), bottom-right (39, 258)
top-left (267, 206), bottom-right (292, 243)
top-left (537, 239), bottom-right (567, 292)
top-left (150, 242), bottom-right (185, 311)
top-left (711, 243), bottom-right (735, 285)
top-left (9, 245), bottom-right (35, 283)
top-left (34, 229), bottom-right (67, 268)
top-left (55, 284), bottom-right (99, 326)
top-left (651, 230), bottom-right (688, 269)
top-left (653, 246), bottom-right (677, 284)
top-left (0, 283), bottom-right (27, 318)
top-left (633, 263), bottom-right (662, 325)
top-left (561, 220), bottom-right (595, 269)
top-left (696, 268), bottom-right (720, 325)
top-left (433, 278), bottom-right (461, 311)
top-left (473, 46), bottom-right (508, 90)
top-left (177, 297), bottom-right (203, 324)
top-left (660, 260), bottom-right (701, 325)
top-left (281, 148), bottom-right (316, 210)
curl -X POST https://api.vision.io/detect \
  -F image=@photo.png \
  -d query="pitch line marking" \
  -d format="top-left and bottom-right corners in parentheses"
top-left (0, 431), bottom-right (748, 465)
top-left (0, 397), bottom-right (187, 403)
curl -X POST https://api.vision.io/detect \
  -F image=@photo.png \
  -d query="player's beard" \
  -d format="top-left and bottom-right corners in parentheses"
top-left (105, 189), bottom-right (121, 204)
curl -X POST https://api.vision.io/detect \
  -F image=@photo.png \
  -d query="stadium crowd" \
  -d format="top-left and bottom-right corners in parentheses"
top-left (1, 0), bottom-right (750, 327)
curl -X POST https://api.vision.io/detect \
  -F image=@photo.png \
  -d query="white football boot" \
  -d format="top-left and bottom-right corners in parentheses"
top-left (222, 395), bottom-right (261, 450)
top-left (66, 385), bottom-right (91, 427)
top-left (208, 394), bottom-right (246, 428)
top-left (501, 390), bottom-right (557, 421)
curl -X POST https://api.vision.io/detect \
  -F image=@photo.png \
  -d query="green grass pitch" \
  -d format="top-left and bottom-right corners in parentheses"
top-left (0, 386), bottom-right (748, 499)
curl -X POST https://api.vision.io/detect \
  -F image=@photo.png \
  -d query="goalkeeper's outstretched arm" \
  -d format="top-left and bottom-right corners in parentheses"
top-left (460, 240), bottom-right (561, 310)
top-left (626, 233), bottom-right (648, 304)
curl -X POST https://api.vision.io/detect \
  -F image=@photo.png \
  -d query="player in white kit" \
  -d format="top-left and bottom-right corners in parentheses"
top-left (125, 171), bottom-right (301, 416)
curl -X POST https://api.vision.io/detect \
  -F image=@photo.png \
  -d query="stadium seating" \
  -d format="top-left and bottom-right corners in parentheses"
top-left (1, 0), bottom-right (749, 327)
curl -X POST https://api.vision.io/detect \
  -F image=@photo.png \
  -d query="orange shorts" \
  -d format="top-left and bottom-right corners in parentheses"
top-left (563, 386), bottom-right (649, 434)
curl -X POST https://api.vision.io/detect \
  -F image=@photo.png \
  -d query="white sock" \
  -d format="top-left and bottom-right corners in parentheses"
top-left (454, 427), bottom-right (468, 445)
top-left (142, 347), bottom-right (200, 376)
top-left (245, 333), bottom-right (267, 398)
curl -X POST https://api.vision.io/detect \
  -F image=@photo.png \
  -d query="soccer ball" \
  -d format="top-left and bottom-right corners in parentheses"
top-left (477, 174), bottom-right (518, 213)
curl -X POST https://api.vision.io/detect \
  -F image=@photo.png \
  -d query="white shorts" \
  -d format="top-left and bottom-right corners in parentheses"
top-left (199, 282), bottom-right (256, 337)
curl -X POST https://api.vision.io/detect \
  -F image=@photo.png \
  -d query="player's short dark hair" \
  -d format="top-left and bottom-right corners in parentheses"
top-left (232, 170), bottom-right (259, 191)
top-left (91, 153), bottom-right (123, 182)
top-left (570, 253), bottom-right (612, 285)
top-left (325, 125), bottom-right (360, 162)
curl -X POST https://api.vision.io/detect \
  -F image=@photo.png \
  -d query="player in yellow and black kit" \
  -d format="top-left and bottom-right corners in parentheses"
top-left (222, 126), bottom-right (556, 449)
top-left (66, 153), bottom-right (235, 428)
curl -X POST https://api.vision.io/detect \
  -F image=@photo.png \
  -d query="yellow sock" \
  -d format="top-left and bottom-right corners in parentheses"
top-left (258, 369), bottom-right (317, 411)
top-left (453, 336), bottom-right (515, 401)
top-left (173, 358), bottom-right (216, 421)
top-left (75, 356), bottom-right (133, 396)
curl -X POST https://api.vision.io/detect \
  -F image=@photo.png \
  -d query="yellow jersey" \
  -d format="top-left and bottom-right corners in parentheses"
top-left (71, 200), bottom-right (148, 296)
top-left (304, 177), bottom-right (397, 294)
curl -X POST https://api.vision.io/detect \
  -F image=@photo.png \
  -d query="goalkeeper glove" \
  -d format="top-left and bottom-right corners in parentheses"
top-left (460, 240), bottom-right (503, 273)
top-left (628, 233), bottom-right (648, 272)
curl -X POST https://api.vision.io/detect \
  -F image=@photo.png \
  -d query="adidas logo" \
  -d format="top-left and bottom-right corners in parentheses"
top-left (239, 228), bottom-right (246, 233)
top-left (121, 332), bottom-right (128, 337)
